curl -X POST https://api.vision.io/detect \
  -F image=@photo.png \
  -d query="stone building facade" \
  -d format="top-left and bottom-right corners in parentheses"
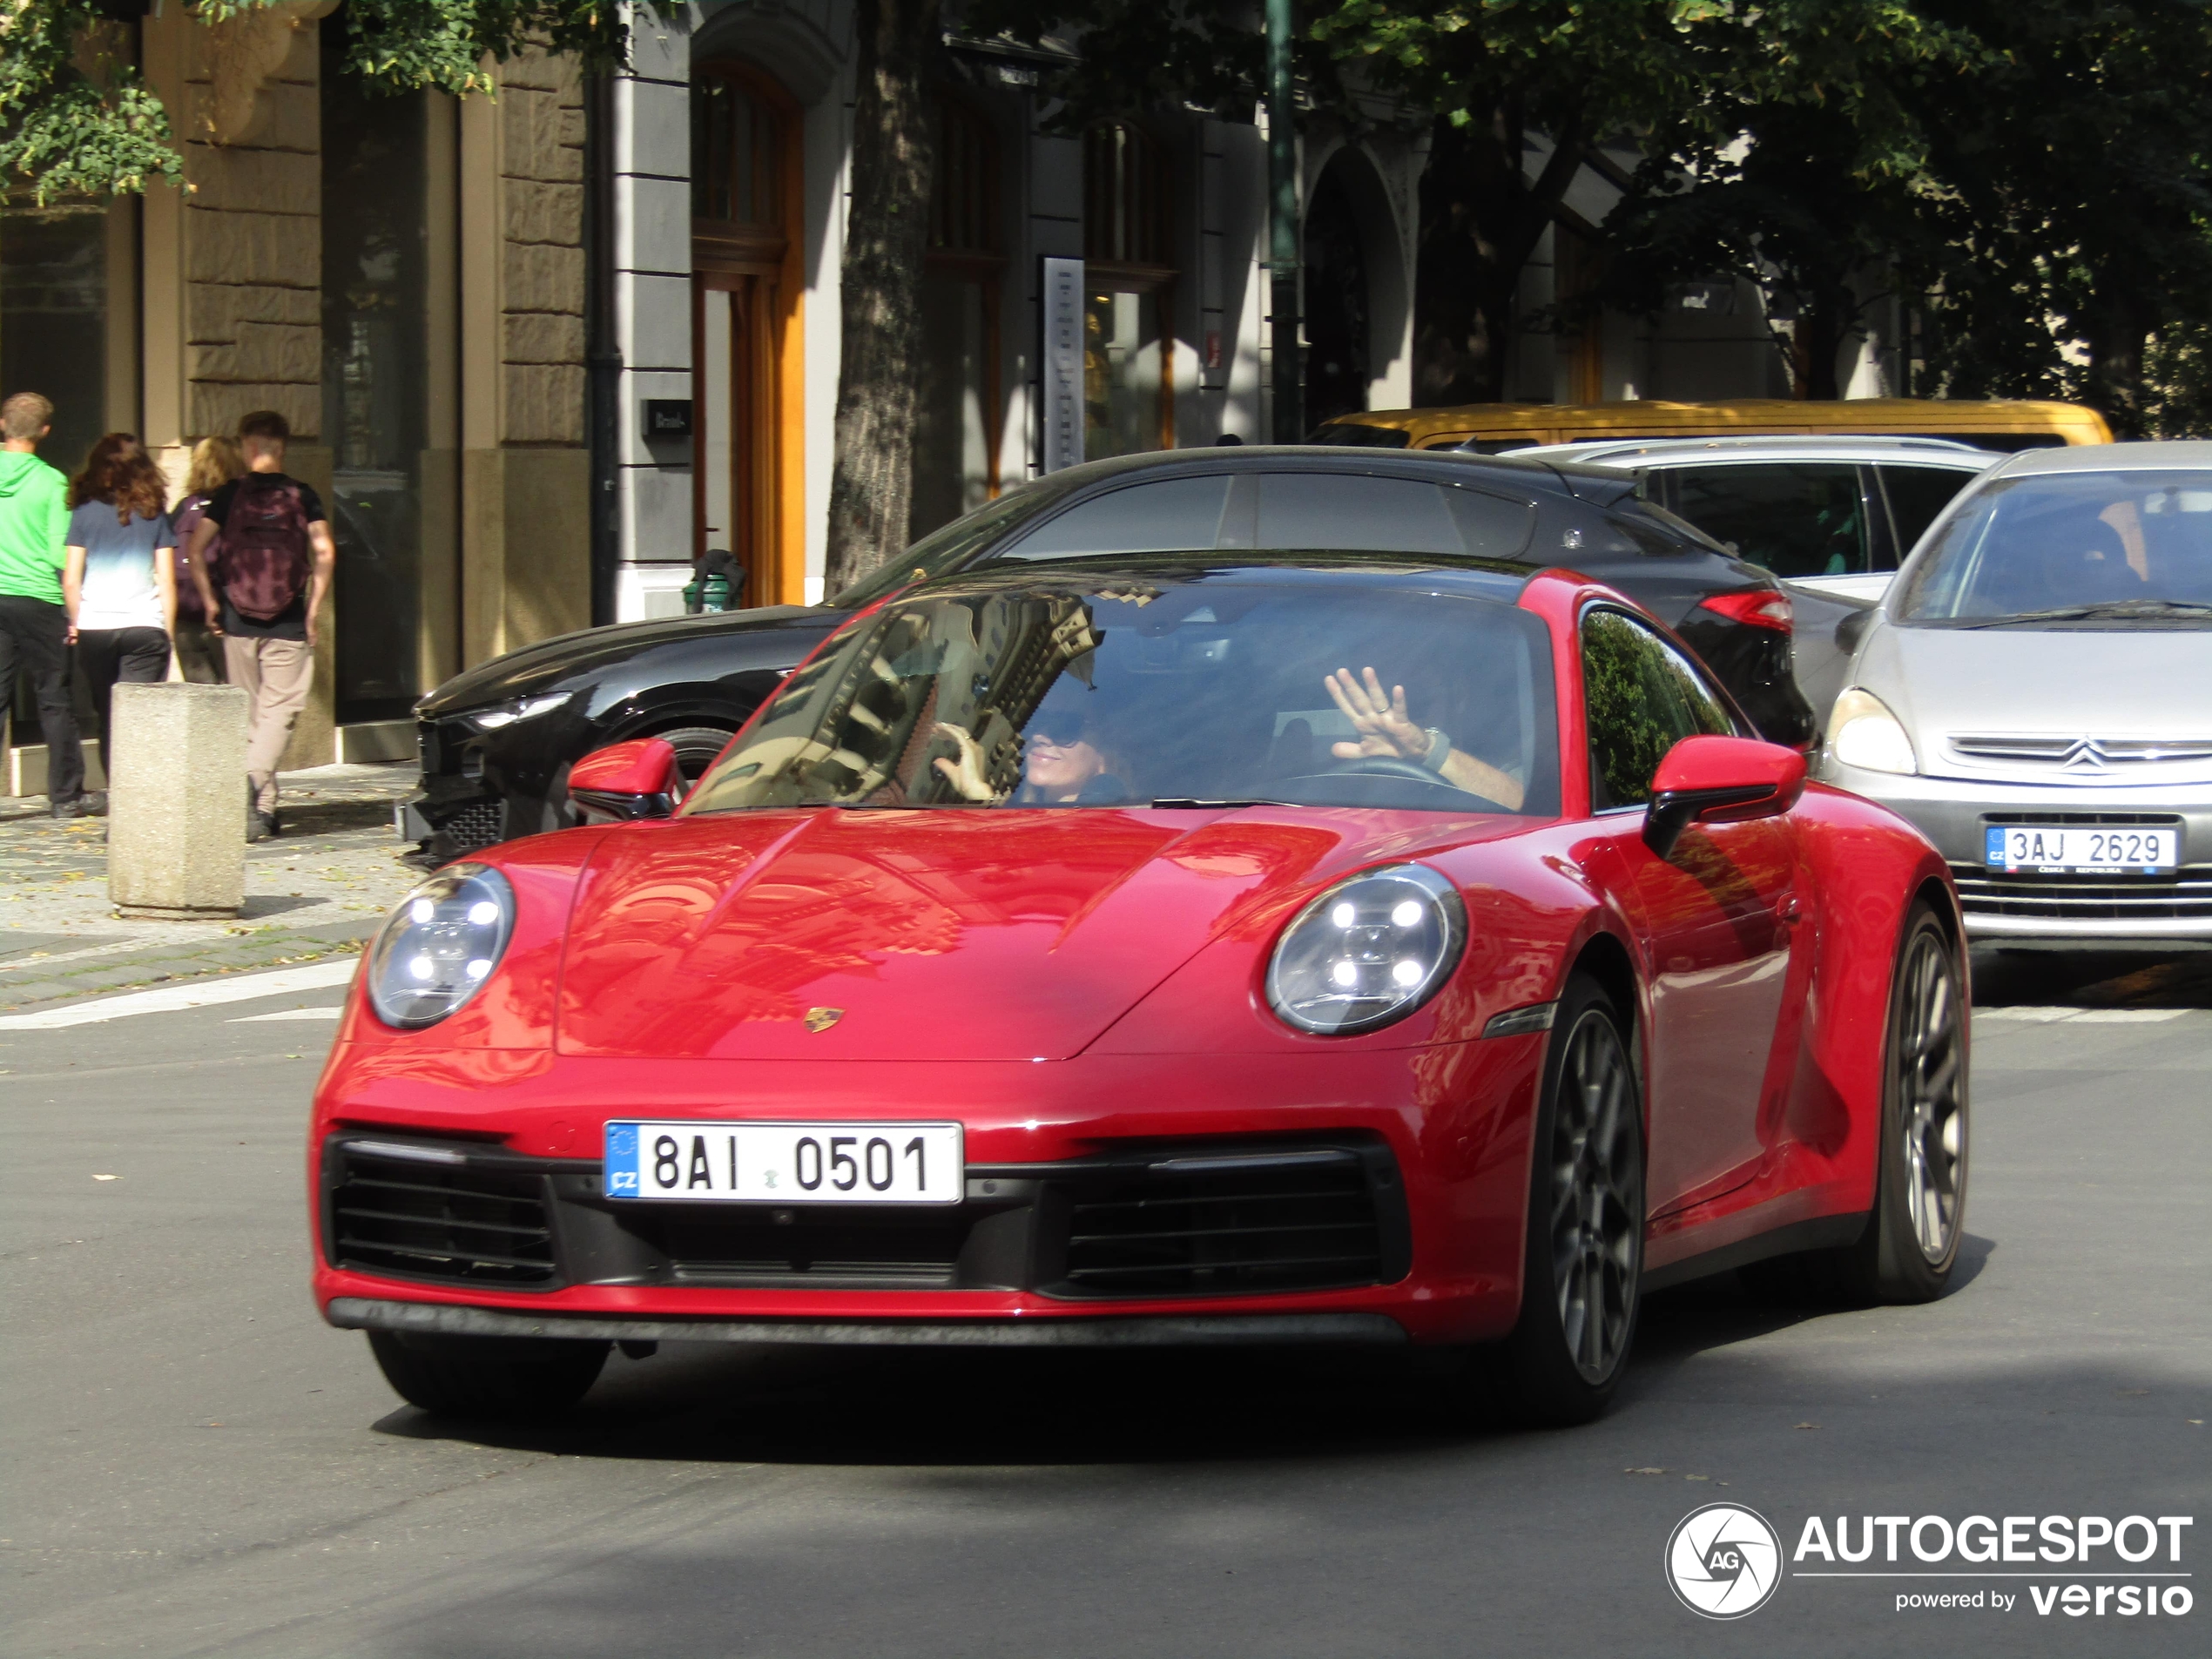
top-left (3, 0), bottom-right (1792, 792)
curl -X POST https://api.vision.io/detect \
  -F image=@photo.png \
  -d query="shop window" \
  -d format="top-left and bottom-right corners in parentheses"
top-left (0, 193), bottom-right (109, 476)
top-left (913, 98), bottom-right (1003, 541)
top-left (1082, 121), bottom-right (1176, 459)
top-left (321, 22), bottom-right (435, 725)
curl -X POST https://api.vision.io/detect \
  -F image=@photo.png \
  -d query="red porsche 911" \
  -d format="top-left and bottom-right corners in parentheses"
top-left (312, 554), bottom-right (1969, 1426)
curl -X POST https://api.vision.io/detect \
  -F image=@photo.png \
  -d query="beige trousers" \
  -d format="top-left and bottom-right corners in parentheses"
top-left (223, 636), bottom-right (314, 813)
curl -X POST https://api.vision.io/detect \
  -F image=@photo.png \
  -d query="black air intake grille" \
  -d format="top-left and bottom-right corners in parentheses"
top-left (328, 1145), bottom-right (557, 1286)
top-left (436, 799), bottom-right (508, 856)
top-left (645, 1211), bottom-right (970, 1288)
top-left (1951, 864), bottom-right (2212, 922)
top-left (1056, 1151), bottom-right (1386, 1297)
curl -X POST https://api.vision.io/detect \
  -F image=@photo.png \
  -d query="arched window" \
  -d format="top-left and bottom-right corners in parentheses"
top-left (1082, 120), bottom-right (1176, 457)
top-left (913, 96), bottom-right (1004, 540)
top-left (692, 71), bottom-right (782, 233)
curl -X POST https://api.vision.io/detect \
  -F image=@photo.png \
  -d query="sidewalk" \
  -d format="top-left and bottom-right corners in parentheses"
top-left (0, 763), bottom-right (422, 1013)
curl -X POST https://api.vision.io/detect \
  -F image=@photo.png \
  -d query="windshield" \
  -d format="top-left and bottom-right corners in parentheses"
top-left (685, 566), bottom-right (1560, 816)
top-left (825, 485), bottom-right (1049, 610)
top-left (1894, 469), bottom-right (2212, 626)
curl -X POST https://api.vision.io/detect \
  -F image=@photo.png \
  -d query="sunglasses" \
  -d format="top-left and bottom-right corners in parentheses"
top-left (1028, 720), bottom-right (1088, 747)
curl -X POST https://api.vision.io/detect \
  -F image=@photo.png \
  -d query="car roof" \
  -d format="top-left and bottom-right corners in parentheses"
top-left (1021, 443), bottom-right (1609, 503)
top-left (1985, 440), bottom-right (2212, 476)
top-left (902, 549), bottom-right (1541, 607)
top-left (1509, 434), bottom-right (2006, 468)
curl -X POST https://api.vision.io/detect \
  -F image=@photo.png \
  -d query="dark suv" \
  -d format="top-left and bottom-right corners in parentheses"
top-left (405, 446), bottom-right (1813, 861)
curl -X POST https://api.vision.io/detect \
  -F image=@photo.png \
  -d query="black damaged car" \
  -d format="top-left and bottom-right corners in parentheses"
top-left (404, 446), bottom-right (1814, 862)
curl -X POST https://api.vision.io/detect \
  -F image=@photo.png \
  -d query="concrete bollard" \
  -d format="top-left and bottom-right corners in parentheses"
top-left (108, 682), bottom-right (250, 921)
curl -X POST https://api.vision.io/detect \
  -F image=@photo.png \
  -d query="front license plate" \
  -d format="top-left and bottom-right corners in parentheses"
top-left (1984, 825), bottom-right (2179, 873)
top-left (603, 1121), bottom-right (964, 1204)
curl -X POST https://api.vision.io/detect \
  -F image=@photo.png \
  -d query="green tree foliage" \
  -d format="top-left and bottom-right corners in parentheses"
top-left (1902, 2), bottom-right (2212, 436)
top-left (2, 0), bottom-right (625, 205)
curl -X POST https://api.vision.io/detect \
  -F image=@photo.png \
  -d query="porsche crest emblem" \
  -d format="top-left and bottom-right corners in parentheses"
top-left (804, 1007), bottom-right (845, 1034)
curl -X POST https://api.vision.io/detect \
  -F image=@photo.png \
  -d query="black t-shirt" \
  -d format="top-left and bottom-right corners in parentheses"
top-left (203, 474), bottom-right (327, 642)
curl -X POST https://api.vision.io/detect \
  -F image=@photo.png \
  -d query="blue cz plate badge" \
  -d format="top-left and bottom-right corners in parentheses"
top-left (603, 1119), bottom-right (964, 1204)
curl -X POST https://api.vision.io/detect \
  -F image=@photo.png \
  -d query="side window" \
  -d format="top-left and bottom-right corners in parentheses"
top-left (1254, 473), bottom-right (1466, 554)
top-left (1668, 462), bottom-right (1871, 577)
top-left (1443, 485), bottom-right (1538, 557)
top-left (1878, 465), bottom-right (1979, 561)
top-left (1581, 609), bottom-right (1736, 811)
top-left (1002, 475), bottom-right (1237, 559)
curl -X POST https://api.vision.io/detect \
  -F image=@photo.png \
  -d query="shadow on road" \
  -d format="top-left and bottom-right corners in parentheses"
top-left (367, 1244), bottom-right (2001, 1469)
top-left (1971, 947), bottom-right (2212, 1009)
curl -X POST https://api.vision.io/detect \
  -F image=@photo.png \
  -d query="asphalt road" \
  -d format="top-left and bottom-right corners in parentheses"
top-left (3, 949), bottom-right (2205, 1658)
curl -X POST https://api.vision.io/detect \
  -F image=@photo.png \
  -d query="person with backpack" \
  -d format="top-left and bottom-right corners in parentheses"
top-left (64, 434), bottom-right (178, 793)
top-left (184, 410), bottom-right (335, 840)
top-left (167, 435), bottom-right (243, 685)
top-left (0, 391), bottom-right (87, 818)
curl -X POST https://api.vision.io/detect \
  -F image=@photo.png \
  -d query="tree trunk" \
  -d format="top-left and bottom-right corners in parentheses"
top-left (824, 0), bottom-right (941, 598)
top-left (1413, 109), bottom-right (1585, 407)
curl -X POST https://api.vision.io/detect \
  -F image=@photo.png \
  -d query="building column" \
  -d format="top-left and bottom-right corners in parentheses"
top-left (457, 50), bottom-right (592, 667)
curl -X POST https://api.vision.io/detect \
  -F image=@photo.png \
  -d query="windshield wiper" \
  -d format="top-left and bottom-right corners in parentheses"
top-left (1954, 600), bottom-right (2212, 628)
top-left (1150, 798), bottom-right (1291, 810)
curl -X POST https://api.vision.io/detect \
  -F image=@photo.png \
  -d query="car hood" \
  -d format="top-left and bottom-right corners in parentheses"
top-left (1856, 620), bottom-right (2212, 772)
top-left (415, 604), bottom-right (831, 716)
top-left (553, 807), bottom-right (1507, 1061)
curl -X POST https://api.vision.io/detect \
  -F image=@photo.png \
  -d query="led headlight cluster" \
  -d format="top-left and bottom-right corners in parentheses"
top-left (366, 864), bottom-right (515, 1028)
top-left (1266, 864), bottom-right (1467, 1035)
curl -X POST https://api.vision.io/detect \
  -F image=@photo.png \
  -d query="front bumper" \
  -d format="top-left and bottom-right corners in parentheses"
top-left (1820, 759), bottom-right (2212, 946)
top-left (310, 1043), bottom-right (1550, 1346)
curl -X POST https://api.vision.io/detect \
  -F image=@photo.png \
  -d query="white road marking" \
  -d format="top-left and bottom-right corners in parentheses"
top-left (1977, 1005), bottom-right (2192, 1024)
top-left (227, 1006), bottom-right (345, 1022)
top-left (0, 960), bottom-right (358, 1029)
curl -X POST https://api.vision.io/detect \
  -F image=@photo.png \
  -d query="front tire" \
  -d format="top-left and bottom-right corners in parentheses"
top-left (1488, 974), bottom-right (1645, 1426)
top-left (654, 725), bottom-right (739, 798)
top-left (1843, 902), bottom-right (1968, 1301)
top-left (368, 1330), bottom-right (609, 1421)
top-left (1743, 901), bottom-right (1968, 1306)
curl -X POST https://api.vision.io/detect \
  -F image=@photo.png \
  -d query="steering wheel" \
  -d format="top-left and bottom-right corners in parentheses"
top-left (1282, 756), bottom-right (1512, 813)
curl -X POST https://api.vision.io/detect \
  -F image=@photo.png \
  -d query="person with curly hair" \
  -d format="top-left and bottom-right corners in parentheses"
top-left (64, 432), bottom-right (177, 795)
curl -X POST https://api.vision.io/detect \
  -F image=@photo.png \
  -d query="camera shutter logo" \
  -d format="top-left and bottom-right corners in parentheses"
top-left (1666, 1504), bottom-right (1783, 1619)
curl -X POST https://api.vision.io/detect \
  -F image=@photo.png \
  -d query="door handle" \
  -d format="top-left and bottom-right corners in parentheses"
top-left (1777, 892), bottom-right (1804, 925)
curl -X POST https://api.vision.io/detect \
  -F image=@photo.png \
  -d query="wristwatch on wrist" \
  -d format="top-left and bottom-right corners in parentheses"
top-left (1420, 728), bottom-right (1453, 772)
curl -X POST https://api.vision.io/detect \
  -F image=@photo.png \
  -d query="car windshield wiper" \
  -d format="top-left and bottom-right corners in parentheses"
top-left (1953, 599), bottom-right (2212, 628)
top-left (1150, 798), bottom-right (1292, 810)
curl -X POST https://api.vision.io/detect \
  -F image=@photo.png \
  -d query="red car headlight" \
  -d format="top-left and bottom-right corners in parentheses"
top-left (364, 863), bottom-right (516, 1029)
top-left (1265, 864), bottom-right (1467, 1035)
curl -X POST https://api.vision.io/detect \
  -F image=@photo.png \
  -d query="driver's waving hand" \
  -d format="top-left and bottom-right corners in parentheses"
top-left (1324, 665), bottom-right (1526, 811)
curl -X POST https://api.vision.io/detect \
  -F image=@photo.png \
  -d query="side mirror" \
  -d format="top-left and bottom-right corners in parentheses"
top-left (569, 738), bottom-right (683, 823)
top-left (1642, 735), bottom-right (1806, 860)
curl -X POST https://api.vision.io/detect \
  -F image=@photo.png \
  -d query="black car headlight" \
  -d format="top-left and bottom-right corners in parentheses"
top-left (365, 864), bottom-right (516, 1028)
top-left (465, 691), bottom-right (573, 732)
top-left (1265, 864), bottom-right (1467, 1035)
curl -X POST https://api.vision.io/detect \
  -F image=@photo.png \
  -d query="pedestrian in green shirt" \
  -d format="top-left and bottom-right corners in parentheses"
top-left (0, 392), bottom-right (86, 816)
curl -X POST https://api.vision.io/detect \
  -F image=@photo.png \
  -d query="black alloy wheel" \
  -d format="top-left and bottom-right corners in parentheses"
top-left (654, 725), bottom-right (740, 798)
top-left (1489, 973), bottom-right (1645, 1426)
top-left (368, 1330), bottom-right (609, 1421)
top-left (1743, 900), bottom-right (1967, 1306)
top-left (1846, 902), bottom-right (1968, 1301)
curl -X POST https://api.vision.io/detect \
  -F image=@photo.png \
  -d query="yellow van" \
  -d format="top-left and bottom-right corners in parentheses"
top-left (1313, 398), bottom-right (2112, 454)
